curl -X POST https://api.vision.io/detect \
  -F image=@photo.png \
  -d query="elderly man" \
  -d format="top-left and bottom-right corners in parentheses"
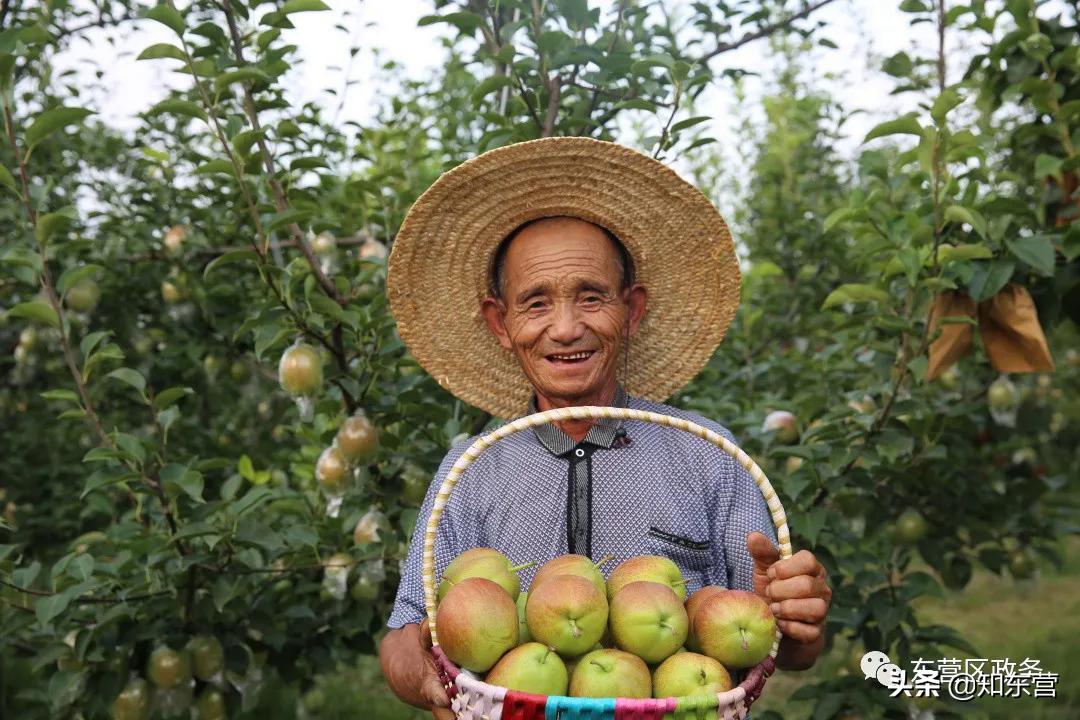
top-left (380, 137), bottom-right (830, 716)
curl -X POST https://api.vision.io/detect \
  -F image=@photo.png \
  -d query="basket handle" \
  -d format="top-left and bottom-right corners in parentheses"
top-left (422, 406), bottom-right (793, 650)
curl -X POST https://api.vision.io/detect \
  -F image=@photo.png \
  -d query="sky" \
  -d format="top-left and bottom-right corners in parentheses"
top-left (49, 0), bottom-right (1054, 214)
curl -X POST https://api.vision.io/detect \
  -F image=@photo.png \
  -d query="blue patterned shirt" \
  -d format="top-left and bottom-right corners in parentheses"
top-left (386, 388), bottom-right (778, 629)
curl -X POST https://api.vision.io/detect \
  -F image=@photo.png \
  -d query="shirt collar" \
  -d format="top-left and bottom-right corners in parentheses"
top-left (527, 385), bottom-right (628, 456)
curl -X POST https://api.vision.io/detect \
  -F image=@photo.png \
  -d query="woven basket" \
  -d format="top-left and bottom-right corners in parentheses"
top-left (423, 406), bottom-right (793, 720)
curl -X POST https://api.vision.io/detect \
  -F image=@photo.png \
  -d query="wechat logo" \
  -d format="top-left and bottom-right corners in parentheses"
top-left (861, 651), bottom-right (906, 690)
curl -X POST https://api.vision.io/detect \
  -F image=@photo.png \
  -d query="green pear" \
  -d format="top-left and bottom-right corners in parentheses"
top-left (436, 577), bottom-right (518, 672)
top-left (528, 554), bottom-right (608, 595)
top-left (652, 651), bottom-right (732, 698)
top-left (569, 649), bottom-right (651, 698)
top-left (693, 589), bottom-right (776, 669)
top-left (526, 575), bottom-right (608, 658)
top-left (437, 548), bottom-right (531, 602)
top-left (516, 592), bottom-right (532, 644)
top-left (684, 585), bottom-right (725, 652)
top-left (564, 643), bottom-right (603, 679)
top-left (485, 642), bottom-right (568, 695)
top-left (609, 581), bottom-right (688, 664)
top-left (607, 556), bottom-right (687, 600)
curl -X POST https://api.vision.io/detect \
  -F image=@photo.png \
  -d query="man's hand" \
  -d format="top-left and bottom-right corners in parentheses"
top-left (378, 618), bottom-right (454, 719)
top-left (747, 531), bottom-right (831, 671)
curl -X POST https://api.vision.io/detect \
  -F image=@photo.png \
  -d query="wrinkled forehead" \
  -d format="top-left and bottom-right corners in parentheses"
top-left (491, 215), bottom-right (632, 295)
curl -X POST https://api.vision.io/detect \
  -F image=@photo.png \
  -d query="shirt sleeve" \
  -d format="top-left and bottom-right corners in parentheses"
top-left (385, 441), bottom-right (470, 629)
top-left (709, 428), bottom-right (779, 593)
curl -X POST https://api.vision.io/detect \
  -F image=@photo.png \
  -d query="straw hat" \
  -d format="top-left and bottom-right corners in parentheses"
top-left (386, 136), bottom-right (740, 419)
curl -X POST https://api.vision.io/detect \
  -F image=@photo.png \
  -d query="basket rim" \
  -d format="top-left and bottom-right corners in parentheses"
top-left (433, 645), bottom-right (776, 708)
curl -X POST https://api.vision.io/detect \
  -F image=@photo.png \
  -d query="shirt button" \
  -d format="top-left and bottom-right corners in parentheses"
top-left (575, 448), bottom-right (585, 458)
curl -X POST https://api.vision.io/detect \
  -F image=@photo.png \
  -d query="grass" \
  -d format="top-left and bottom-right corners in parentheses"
top-left (754, 535), bottom-right (1080, 719)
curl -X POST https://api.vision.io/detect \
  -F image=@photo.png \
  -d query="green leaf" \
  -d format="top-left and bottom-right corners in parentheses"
top-left (35, 591), bottom-right (73, 627)
top-left (233, 129), bottom-right (266, 156)
top-left (35, 210), bottom-right (74, 245)
top-left (1034, 153), bottom-right (1063, 181)
top-left (290, 156), bottom-right (328, 170)
top-left (943, 205), bottom-right (988, 239)
top-left (967, 258), bottom-right (1015, 302)
top-left (864, 114), bottom-right (922, 142)
top-left (238, 455), bottom-right (256, 482)
top-left (136, 43), bottom-right (186, 62)
top-left (613, 98), bottom-right (658, 112)
top-left (882, 51), bottom-right (913, 77)
top-left (70, 554), bottom-right (94, 582)
top-left (937, 243), bottom-right (993, 263)
top-left (161, 464), bottom-right (204, 503)
top-left (931, 88), bottom-right (963, 124)
top-left (143, 5), bottom-right (185, 36)
top-left (215, 67), bottom-right (272, 90)
top-left (282, 0), bottom-right (331, 12)
top-left (822, 283), bottom-right (891, 309)
top-left (266, 208), bottom-right (309, 232)
top-left (823, 208), bottom-right (855, 233)
top-left (106, 368), bottom-right (146, 394)
top-left (417, 12), bottom-right (483, 35)
top-left (80, 330), bottom-right (111, 358)
top-left (204, 249), bottom-right (259, 278)
top-left (40, 389), bottom-right (80, 404)
top-left (7, 300), bottom-right (59, 328)
top-left (232, 487), bottom-right (274, 517)
top-left (56, 264), bottom-right (103, 294)
top-left (472, 75), bottom-right (514, 101)
top-left (153, 386), bottom-right (194, 410)
top-left (25, 107), bottom-right (94, 152)
top-left (1006, 235), bottom-right (1056, 276)
top-left (195, 159), bottom-right (234, 175)
top-left (147, 99), bottom-right (206, 122)
top-left (0, 164), bottom-right (17, 194)
top-left (670, 116), bottom-right (710, 134)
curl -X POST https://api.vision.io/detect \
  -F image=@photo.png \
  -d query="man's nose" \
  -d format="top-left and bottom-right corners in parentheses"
top-left (548, 301), bottom-right (586, 343)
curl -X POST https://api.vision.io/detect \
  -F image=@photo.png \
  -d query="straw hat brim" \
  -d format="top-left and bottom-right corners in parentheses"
top-left (386, 136), bottom-right (740, 419)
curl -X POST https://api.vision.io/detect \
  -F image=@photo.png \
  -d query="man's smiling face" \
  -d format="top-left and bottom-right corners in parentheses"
top-left (480, 216), bottom-right (646, 408)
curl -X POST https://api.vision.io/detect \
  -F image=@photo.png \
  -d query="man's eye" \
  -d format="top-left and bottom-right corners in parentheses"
top-left (527, 300), bottom-right (547, 310)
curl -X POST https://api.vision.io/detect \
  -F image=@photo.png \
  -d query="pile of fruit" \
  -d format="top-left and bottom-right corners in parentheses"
top-left (110, 637), bottom-right (228, 720)
top-left (435, 549), bottom-right (777, 698)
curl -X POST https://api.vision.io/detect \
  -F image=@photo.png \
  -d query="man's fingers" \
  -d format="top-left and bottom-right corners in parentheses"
top-left (746, 531), bottom-right (780, 572)
top-left (421, 672), bottom-right (451, 709)
top-left (432, 707), bottom-right (456, 720)
top-left (769, 597), bottom-right (828, 624)
top-left (766, 574), bottom-right (830, 603)
top-left (767, 549), bottom-right (825, 581)
top-left (776, 619), bottom-right (823, 644)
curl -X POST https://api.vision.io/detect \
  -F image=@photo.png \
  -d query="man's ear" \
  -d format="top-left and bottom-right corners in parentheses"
top-left (625, 283), bottom-right (647, 337)
top-left (480, 296), bottom-right (513, 351)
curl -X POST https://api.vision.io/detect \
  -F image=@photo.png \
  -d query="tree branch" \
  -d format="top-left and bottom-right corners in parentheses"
top-left (217, 0), bottom-right (344, 305)
top-left (701, 0), bottom-right (839, 62)
top-left (541, 74), bottom-right (561, 137)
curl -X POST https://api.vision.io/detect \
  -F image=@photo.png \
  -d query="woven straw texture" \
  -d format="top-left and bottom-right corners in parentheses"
top-left (424, 406), bottom-right (791, 720)
top-left (386, 136), bottom-right (741, 419)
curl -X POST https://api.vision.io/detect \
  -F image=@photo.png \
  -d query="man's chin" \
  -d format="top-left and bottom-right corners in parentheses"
top-left (528, 378), bottom-right (609, 407)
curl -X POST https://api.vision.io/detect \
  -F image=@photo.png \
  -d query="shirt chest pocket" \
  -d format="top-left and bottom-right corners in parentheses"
top-left (645, 526), bottom-right (712, 572)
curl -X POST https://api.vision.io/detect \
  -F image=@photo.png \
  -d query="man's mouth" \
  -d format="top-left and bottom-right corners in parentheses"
top-left (545, 350), bottom-right (596, 365)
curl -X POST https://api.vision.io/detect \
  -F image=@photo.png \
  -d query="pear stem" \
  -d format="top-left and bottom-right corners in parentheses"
top-left (594, 554), bottom-right (616, 569)
top-left (570, 619), bottom-right (581, 638)
top-left (509, 562), bottom-right (536, 574)
top-left (739, 628), bottom-right (749, 651)
top-left (672, 579), bottom-right (689, 587)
